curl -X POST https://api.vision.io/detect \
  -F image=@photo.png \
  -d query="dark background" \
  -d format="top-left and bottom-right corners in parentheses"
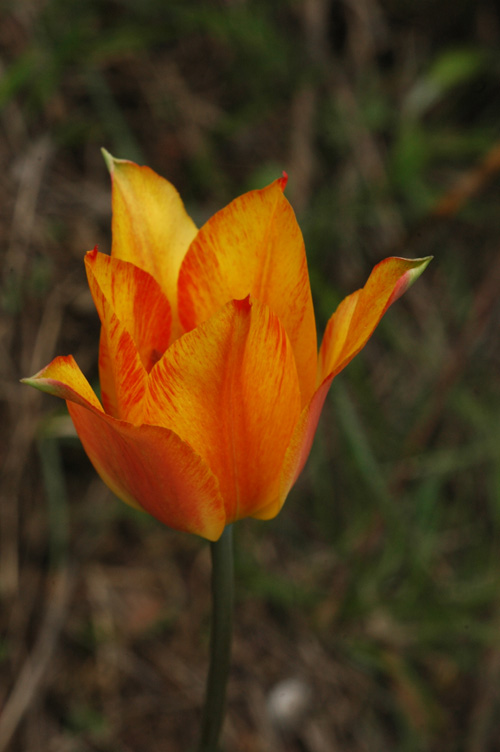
top-left (1, 1), bottom-right (500, 750)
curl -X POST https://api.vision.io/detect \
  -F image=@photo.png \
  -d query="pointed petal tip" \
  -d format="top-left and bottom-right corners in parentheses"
top-left (21, 355), bottom-right (103, 411)
top-left (21, 373), bottom-right (66, 400)
top-left (101, 149), bottom-right (138, 173)
top-left (20, 369), bottom-right (64, 397)
top-left (408, 254), bottom-right (433, 282)
top-left (388, 255), bottom-right (433, 306)
top-left (21, 357), bottom-right (72, 389)
top-left (101, 148), bottom-right (115, 174)
top-left (86, 246), bottom-right (99, 262)
top-left (278, 171), bottom-right (288, 191)
top-left (405, 254), bottom-right (433, 277)
top-left (20, 375), bottom-right (36, 387)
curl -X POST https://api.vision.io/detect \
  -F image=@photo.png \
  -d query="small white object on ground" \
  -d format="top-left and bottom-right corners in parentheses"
top-left (266, 677), bottom-right (312, 732)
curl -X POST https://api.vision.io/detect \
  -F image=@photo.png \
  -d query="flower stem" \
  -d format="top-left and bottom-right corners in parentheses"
top-left (197, 524), bottom-right (234, 752)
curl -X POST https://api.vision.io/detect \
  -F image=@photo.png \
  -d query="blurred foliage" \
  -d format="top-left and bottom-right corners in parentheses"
top-left (1, 1), bottom-right (500, 751)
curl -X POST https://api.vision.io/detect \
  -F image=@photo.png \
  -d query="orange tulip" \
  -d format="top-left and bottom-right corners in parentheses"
top-left (23, 153), bottom-right (430, 541)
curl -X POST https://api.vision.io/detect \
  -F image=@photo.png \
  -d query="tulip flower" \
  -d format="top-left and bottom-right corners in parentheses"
top-left (23, 152), bottom-right (431, 752)
top-left (23, 153), bottom-right (430, 542)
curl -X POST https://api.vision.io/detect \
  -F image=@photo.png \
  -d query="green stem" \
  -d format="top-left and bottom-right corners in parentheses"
top-left (197, 524), bottom-right (234, 752)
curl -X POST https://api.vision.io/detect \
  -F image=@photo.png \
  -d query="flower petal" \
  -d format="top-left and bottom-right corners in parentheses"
top-left (318, 256), bottom-right (432, 383)
top-left (67, 402), bottom-right (225, 540)
top-left (257, 256), bottom-right (433, 521)
top-left (85, 249), bottom-right (172, 371)
top-left (103, 150), bottom-right (197, 338)
top-left (177, 178), bottom-right (317, 405)
top-left (23, 354), bottom-right (225, 540)
top-left (144, 296), bottom-right (302, 523)
top-left (85, 251), bottom-right (147, 423)
top-left (21, 355), bottom-right (103, 411)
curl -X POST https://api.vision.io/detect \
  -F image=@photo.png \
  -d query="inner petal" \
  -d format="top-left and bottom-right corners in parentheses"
top-left (143, 297), bottom-right (302, 522)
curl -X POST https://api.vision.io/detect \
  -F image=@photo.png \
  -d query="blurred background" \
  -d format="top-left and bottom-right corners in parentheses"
top-left (1, 1), bottom-right (500, 750)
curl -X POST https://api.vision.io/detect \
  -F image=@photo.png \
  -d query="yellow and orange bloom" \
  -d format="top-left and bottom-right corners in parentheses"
top-left (23, 153), bottom-right (430, 541)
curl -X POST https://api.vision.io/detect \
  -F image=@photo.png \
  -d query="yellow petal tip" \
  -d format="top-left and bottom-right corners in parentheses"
top-left (101, 148), bottom-right (116, 174)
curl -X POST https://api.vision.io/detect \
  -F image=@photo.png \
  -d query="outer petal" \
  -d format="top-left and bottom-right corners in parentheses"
top-left (143, 296), bottom-right (302, 523)
top-left (67, 403), bottom-right (225, 540)
top-left (103, 150), bottom-right (197, 339)
top-left (256, 255), bottom-right (432, 520)
top-left (23, 356), bottom-right (225, 540)
top-left (318, 256), bottom-right (432, 384)
top-left (177, 178), bottom-right (317, 405)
